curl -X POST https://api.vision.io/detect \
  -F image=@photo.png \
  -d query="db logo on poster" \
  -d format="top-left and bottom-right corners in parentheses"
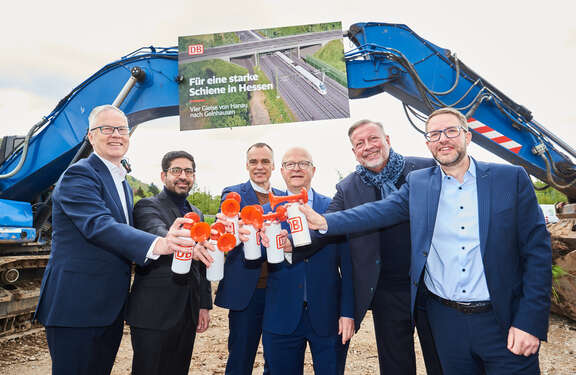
top-left (289, 217), bottom-right (303, 233)
top-left (188, 44), bottom-right (204, 55)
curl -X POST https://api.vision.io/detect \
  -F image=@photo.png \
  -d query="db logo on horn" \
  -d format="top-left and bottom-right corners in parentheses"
top-left (175, 250), bottom-right (193, 260)
top-left (276, 235), bottom-right (285, 248)
top-left (288, 217), bottom-right (303, 233)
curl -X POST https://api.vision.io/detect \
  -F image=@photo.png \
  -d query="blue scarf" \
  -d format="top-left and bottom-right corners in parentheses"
top-left (355, 149), bottom-right (405, 198)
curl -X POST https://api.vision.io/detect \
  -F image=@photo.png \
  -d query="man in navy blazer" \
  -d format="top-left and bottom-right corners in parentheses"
top-left (261, 147), bottom-right (354, 375)
top-left (214, 142), bottom-right (282, 374)
top-left (301, 108), bottom-right (551, 375)
top-left (35, 105), bottom-right (202, 375)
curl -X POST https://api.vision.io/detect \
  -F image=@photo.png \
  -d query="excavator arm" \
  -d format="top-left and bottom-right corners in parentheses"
top-left (345, 22), bottom-right (576, 202)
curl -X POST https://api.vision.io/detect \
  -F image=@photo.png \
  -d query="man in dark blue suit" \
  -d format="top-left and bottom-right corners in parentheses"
top-left (214, 142), bottom-right (282, 374)
top-left (35, 105), bottom-right (203, 375)
top-left (261, 147), bottom-right (354, 375)
top-left (301, 108), bottom-right (551, 375)
top-left (294, 120), bottom-right (442, 374)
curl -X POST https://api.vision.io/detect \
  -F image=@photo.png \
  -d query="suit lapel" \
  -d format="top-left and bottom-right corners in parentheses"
top-left (89, 154), bottom-right (126, 223)
top-left (159, 190), bottom-right (181, 220)
top-left (475, 160), bottom-right (491, 258)
top-left (243, 181), bottom-right (259, 205)
top-left (426, 167), bottom-right (442, 242)
top-left (311, 189), bottom-right (322, 212)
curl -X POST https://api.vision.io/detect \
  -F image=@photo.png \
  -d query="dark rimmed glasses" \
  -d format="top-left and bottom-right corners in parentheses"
top-left (165, 167), bottom-right (195, 177)
top-left (424, 126), bottom-right (466, 142)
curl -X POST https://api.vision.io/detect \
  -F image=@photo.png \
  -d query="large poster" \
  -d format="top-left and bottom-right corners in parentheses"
top-left (178, 22), bottom-right (350, 130)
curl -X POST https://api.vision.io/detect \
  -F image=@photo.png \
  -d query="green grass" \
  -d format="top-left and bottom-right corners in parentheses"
top-left (533, 180), bottom-right (567, 204)
top-left (257, 22), bottom-right (341, 39)
top-left (253, 66), bottom-right (295, 123)
top-left (313, 39), bottom-right (346, 73)
top-left (179, 59), bottom-right (251, 129)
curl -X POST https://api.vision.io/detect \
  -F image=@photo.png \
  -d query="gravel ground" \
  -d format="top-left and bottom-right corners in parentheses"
top-left (1, 307), bottom-right (575, 374)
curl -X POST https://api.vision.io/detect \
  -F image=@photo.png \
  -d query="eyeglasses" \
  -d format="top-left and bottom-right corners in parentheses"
top-left (90, 126), bottom-right (130, 135)
top-left (165, 167), bottom-right (195, 177)
top-left (424, 126), bottom-right (466, 142)
top-left (282, 161), bottom-right (313, 170)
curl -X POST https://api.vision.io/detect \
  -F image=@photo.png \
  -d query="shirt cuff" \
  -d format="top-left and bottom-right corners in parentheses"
top-left (145, 237), bottom-right (161, 262)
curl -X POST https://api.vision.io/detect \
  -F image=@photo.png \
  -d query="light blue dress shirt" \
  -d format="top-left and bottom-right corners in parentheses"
top-left (424, 158), bottom-right (490, 302)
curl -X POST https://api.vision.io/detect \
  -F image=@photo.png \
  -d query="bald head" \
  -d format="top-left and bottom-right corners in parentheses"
top-left (281, 147), bottom-right (316, 194)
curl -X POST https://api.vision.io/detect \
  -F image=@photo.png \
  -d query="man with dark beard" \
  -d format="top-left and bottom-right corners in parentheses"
top-left (126, 151), bottom-right (212, 375)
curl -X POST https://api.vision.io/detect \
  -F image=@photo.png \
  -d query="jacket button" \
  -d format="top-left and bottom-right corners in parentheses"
top-left (370, 287), bottom-right (374, 293)
top-left (375, 259), bottom-right (381, 265)
top-left (423, 251), bottom-right (428, 256)
top-left (304, 258), bottom-right (309, 263)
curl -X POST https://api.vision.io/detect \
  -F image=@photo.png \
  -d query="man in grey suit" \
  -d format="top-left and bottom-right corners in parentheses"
top-left (126, 150), bottom-right (212, 375)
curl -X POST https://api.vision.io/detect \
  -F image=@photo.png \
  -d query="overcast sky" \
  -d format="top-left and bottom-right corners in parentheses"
top-left (1, 0), bottom-right (574, 197)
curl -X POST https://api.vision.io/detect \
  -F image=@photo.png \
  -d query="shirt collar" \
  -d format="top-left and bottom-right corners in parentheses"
top-left (286, 187), bottom-right (313, 206)
top-left (250, 179), bottom-right (270, 194)
top-left (94, 152), bottom-right (127, 183)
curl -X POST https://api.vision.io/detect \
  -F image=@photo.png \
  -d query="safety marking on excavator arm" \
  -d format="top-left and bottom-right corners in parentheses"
top-left (468, 118), bottom-right (522, 154)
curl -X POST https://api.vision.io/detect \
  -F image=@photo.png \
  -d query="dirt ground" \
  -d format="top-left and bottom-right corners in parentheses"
top-left (1, 298), bottom-right (575, 374)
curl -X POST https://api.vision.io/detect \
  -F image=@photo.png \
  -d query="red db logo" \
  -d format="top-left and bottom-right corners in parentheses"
top-left (175, 250), bottom-right (192, 261)
top-left (288, 217), bottom-right (303, 233)
top-left (188, 44), bottom-right (204, 55)
top-left (276, 234), bottom-right (285, 248)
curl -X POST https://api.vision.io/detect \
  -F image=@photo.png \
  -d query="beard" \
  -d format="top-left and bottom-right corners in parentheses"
top-left (169, 180), bottom-right (192, 196)
top-left (359, 150), bottom-right (388, 172)
top-left (433, 147), bottom-right (466, 167)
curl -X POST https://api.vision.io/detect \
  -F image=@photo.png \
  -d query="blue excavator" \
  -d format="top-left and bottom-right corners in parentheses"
top-left (0, 22), bottom-right (574, 336)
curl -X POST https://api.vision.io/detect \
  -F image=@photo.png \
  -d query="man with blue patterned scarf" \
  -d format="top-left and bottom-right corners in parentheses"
top-left (294, 119), bottom-right (442, 374)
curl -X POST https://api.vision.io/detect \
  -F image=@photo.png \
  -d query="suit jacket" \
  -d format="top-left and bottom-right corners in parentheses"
top-left (125, 190), bottom-right (212, 330)
top-left (214, 181), bottom-right (284, 310)
top-left (263, 190), bottom-right (354, 337)
top-left (323, 160), bottom-right (552, 340)
top-left (35, 153), bottom-right (156, 327)
top-left (317, 156), bottom-right (435, 330)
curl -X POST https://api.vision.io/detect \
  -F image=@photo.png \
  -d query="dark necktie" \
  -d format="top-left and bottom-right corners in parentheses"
top-left (122, 180), bottom-right (133, 225)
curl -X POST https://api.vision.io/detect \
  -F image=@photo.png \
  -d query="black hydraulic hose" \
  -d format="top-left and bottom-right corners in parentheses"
top-left (0, 118), bottom-right (47, 179)
top-left (545, 148), bottom-right (576, 178)
top-left (428, 55), bottom-right (461, 95)
top-left (539, 153), bottom-right (576, 190)
top-left (402, 104), bottom-right (426, 134)
top-left (533, 183), bottom-right (551, 191)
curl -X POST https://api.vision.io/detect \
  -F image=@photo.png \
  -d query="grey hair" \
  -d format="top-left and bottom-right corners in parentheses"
top-left (88, 105), bottom-right (128, 129)
top-left (348, 119), bottom-right (386, 139)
